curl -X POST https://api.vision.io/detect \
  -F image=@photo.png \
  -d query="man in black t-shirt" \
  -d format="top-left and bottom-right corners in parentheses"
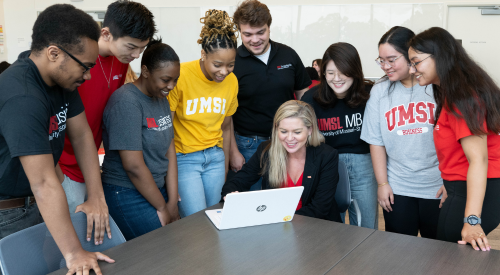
top-left (0, 5), bottom-right (114, 274)
top-left (229, 0), bottom-right (311, 190)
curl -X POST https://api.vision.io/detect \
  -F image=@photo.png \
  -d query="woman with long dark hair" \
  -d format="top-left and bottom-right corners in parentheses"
top-left (301, 42), bottom-right (377, 229)
top-left (409, 27), bottom-right (500, 251)
top-left (360, 26), bottom-right (445, 238)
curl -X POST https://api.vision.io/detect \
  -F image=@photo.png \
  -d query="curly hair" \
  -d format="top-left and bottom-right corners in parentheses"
top-left (141, 38), bottom-right (179, 71)
top-left (197, 9), bottom-right (238, 53)
top-left (31, 4), bottom-right (100, 54)
top-left (103, 0), bottom-right (156, 42)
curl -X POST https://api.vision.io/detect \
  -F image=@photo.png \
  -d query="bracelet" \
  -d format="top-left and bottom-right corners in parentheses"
top-left (378, 182), bottom-right (389, 187)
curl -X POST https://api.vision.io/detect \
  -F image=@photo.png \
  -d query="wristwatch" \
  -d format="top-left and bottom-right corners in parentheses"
top-left (464, 215), bottom-right (481, 226)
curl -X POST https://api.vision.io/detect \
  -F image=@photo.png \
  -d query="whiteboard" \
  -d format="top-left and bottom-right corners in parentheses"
top-left (130, 3), bottom-right (445, 79)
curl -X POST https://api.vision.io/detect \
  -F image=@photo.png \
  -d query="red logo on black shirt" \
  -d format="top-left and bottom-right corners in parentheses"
top-left (49, 116), bottom-right (58, 134)
top-left (318, 117), bottom-right (343, 131)
top-left (147, 118), bottom-right (158, 128)
top-left (277, 64), bottom-right (292, 70)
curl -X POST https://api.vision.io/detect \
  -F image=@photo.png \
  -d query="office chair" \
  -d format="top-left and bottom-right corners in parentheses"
top-left (0, 212), bottom-right (126, 275)
top-left (335, 160), bottom-right (361, 226)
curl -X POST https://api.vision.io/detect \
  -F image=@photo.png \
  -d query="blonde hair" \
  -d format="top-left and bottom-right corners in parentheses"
top-left (261, 100), bottom-right (325, 188)
top-left (197, 9), bottom-right (238, 53)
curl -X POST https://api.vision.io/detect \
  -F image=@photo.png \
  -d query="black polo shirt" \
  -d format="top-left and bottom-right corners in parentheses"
top-left (232, 40), bottom-right (311, 137)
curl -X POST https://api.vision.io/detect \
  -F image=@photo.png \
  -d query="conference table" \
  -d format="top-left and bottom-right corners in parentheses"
top-left (50, 204), bottom-right (500, 275)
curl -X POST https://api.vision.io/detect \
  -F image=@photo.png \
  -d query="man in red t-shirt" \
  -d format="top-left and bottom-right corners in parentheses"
top-left (57, 0), bottom-right (156, 215)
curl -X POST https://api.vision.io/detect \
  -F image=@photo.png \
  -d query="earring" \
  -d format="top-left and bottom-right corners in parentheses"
top-left (201, 58), bottom-right (204, 61)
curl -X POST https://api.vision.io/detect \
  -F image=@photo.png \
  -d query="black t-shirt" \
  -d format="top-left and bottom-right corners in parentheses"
top-left (301, 85), bottom-right (371, 154)
top-left (232, 40), bottom-right (311, 137)
top-left (0, 51), bottom-right (84, 197)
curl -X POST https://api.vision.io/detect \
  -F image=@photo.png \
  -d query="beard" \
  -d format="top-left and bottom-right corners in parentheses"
top-left (52, 63), bottom-right (85, 92)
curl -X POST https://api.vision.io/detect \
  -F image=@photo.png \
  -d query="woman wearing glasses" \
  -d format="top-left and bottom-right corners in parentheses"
top-left (301, 42), bottom-right (377, 229)
top-left (360, 26), bottom-right (444, 238)
top-left (409, 27), bottom-right (500, 251)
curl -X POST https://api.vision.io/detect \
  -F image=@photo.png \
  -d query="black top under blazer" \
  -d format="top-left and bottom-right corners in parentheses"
top-left (222, 141), bottom-right (341, 222)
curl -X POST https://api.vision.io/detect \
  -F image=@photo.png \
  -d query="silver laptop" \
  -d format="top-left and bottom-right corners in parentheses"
top-left (205, 186), bottom-right (304, 230)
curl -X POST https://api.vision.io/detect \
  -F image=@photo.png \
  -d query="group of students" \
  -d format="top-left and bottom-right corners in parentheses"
top-left (302, 25), bottom-right (500, 252)
top-left (0, 0), bottom-right (499, 274)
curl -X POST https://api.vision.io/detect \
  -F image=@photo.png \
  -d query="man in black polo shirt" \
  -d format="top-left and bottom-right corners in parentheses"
top-left (0, 4), bottom-right (114, 274)
top-left (229, 0), bottom-right (311, 190)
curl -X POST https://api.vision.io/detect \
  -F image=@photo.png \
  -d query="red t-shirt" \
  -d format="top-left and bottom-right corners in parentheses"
top-left (434, 108), bottom-right (500, 181)
top-left (59, 55), bottom-right (128, 182)
top-left (286, 172), bottom-right (304, 210)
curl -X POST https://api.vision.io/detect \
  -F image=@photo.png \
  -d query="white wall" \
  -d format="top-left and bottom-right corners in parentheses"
top-left (448, 7), bottom-right (500, 85)
top-left (30, 0), bottom-right (500, 8)
top-left (3, 0), bottom-right (499, 76)
top-left (4, 0), bottom-right (36, 62)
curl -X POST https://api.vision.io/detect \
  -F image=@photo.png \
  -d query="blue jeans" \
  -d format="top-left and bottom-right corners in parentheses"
top-left (235, 134), bottom-right (266, 191)
top-left (338, 153), bottom-right (378, 229)
top-left (102, 183), bottom-right (168, 241)
top-left (177, 146), bottom-right (225, 217)
top-left (61, 175), bottom-right (87, 214)
top-left (0, 196), bottom-right (43, 240)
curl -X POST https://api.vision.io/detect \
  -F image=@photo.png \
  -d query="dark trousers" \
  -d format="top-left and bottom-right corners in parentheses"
top-left (383, 194), bottom-right (441, 239)
top-left (437, 178), bottom-right (500, 243)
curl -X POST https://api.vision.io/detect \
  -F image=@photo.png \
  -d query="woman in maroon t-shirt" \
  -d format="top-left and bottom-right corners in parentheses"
top-left (408, 27), bottom-right (500, 251)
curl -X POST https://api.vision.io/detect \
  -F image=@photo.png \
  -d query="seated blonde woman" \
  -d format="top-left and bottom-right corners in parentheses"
top-left (222, 100), bottom-right (341, 221)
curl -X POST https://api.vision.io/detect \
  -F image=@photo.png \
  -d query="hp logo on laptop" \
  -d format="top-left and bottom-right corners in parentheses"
top-left (256, 205), bottom-right (267, 212)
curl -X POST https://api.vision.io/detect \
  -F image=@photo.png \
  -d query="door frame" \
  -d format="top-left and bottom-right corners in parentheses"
top-left (445, 2), bottom-right (500, 29)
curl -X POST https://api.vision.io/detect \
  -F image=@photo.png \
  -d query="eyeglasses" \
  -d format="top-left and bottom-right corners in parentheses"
top-left (47, 45), bottom-right (95, 74)
top-left (324, 70), bottom-right (347, 79)
top-left (409, 55), bottom-right (433, 71)
top-left (375, 54), bottom-right (405, 68)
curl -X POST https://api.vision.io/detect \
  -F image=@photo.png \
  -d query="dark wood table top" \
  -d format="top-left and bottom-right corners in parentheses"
top-left (50, 203), bottom-right (374, 275)
top-left (326, 230), bottom-right (500, 275)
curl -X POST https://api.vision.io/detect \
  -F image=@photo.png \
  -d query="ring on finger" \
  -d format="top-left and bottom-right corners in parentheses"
top-left (479, 233), bottom-right (484, 237)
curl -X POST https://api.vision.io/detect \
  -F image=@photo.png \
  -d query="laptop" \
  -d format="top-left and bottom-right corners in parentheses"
top-left (205, 186), bottom-right (304, 230)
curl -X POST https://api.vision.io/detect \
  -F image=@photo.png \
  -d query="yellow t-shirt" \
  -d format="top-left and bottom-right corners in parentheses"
top-left (168, 60), bottom-right (238, 154)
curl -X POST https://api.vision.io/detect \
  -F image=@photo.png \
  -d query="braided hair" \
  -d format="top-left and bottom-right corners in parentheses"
top-left (197, 9), bottom-right (238, 53)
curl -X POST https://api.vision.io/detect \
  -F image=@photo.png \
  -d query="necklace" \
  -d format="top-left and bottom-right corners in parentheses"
top-left (98, 56), bottom-right (114, 88)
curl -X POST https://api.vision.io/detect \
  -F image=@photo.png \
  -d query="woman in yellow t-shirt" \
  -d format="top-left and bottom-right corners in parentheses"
top-left (168, 9), bottom-right (239, 217)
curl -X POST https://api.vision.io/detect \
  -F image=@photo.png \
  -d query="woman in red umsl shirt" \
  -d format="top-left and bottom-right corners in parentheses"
top-left (408, 27), bottom-right (500, 252)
